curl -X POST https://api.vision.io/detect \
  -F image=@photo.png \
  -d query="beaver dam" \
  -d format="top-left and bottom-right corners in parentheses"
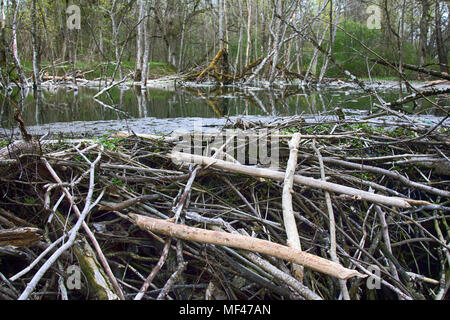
top-left (0, 112), bottom-right (448, 301)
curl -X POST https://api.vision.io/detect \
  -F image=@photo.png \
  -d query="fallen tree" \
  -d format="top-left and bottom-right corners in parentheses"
top-left (370, 59), bottom-right (450, 81)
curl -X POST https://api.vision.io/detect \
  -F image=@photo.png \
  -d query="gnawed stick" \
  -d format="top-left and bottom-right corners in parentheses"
top-left (129, 213), bottom-right (366, 280)
top-left (98, 194), bottom-right (160, 212)
top-left (282, 133), bottom-right (304, 282)
top-left (171, 152), bottom-right (414, 208)
top-left (112, 131), bottom-right (179, 143)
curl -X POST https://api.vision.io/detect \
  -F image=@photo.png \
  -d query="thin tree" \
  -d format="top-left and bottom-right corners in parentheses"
top-left (31, 0), bottom-right (41, 89)
top-left (434, 0), bottom-right (449, 73)
top-left (141, 0), bottom-right (152, 88)
top-left (135, 0), bottom-right (145, 81)
top-left (418, 0), bottom-right (431, 79)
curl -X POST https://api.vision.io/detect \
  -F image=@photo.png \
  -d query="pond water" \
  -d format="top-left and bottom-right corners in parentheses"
top-left (0, 82), bottom-right (448, 136)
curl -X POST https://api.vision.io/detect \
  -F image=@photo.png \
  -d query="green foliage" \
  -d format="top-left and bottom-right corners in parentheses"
top-left (280, 127), bottom-right (300, 135)
top-left (0, 140), bottom-right (10, 148)
top-left (112, 177), bottom-right (124, 187)
top-left (323, 19), bottom-right (381, 78)
top-left (95, 136), bottom-right (122, 150)
top-left (313, 19), bottom-right (421, 79)
top-left (302, 124), bottom-right (333, 134)
top-left (24, 197), bottom-right (37, 205)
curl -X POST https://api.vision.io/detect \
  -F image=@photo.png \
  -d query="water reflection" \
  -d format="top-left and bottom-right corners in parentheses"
top-left (0, 84), bottom-right (446, 130)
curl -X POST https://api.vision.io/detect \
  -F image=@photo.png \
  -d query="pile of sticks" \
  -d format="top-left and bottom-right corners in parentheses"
top-left (0, 117), bottom-right (448, 300)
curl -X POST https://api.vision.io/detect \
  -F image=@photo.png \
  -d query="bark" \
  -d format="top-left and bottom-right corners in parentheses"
top-left (318, 1), bottom-right (340, 83)
top-left (268, 2), bottom-right (283, 83)
top-left (11, 0), bottom-right (27, 87)
top-left (245, 0), bottom-right (252, 67)
top-left (0, 0), bottom-right (6, 76)
top-left (171, 152), bottom-right (415, 208)
top-left (418, 0), bottom-right (431, 79)
top-left (234, 0), bottom-right (243, 77)
top-left (73, 238), bottom-right (120, 300)
top-left (434, 0), bottom-right (449, 73)
top-left (135, 0), bottom-right (145, 81)
top-left (110, 0), bottom-right (123, 79)
top-left (371, 59), bottom-right (450, 81)
top-left (218, 0), bottom-right (224, 49)
top-left (177, 8), bottom-right (187, 72)
top-left (141, 0), bottom-right (152, 87)
top-left (31, 0), bottom-right (41, 89)
top-left (282, 133), bottom-right (304, 281)
top-left (130, 213), bottom-right (366, 280)
top-left (0, 228), bottom-right (41, 247)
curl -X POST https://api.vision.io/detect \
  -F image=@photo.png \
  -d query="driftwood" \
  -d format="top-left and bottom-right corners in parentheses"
top-left (171, 151), bottom-right (416, 208)
top-left (42, 70), bottom-right (93, 82)
top-left (129, 213), bottom-right (366, 280)
top-left (98, 194), bottom-right (160, 212)
top-left (93, 77), bottom-right (128, 99)
top-left (0, 140), bottom-right (40, 160)
top-left (303, 155), bottom-right (450, 198)
top-left (386, 87), bottom-right (450, 108)
top-left (1, 119), bottom-right (447, 300)
top-left (0, 228), bottom-right (41, 247)
top-left (282, 133), bottom-right (304, 281)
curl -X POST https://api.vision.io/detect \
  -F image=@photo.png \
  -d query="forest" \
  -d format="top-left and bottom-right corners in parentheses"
top-left (0, 0), bottom-right (449, 303)
top-left (0, 0), bottom-right (449, 88)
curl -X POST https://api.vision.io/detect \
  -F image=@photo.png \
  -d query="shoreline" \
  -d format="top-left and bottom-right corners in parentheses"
top-left (8, 75), bottom-right (450, 93)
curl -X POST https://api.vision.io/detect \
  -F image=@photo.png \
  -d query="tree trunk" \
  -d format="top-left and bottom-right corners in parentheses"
top-left (177, 8), bottom-right (187, 72)
top-left (269, 3), bottom-right (282, 83)
top-left (0, 0), bottom-right (6, 86)
top-left (418, 0), bottom-right (431, 79)
top-left (110, 0), bottom-right (123, 79)
top-left (245, 0), bottom-right (252, 67)
top-left (31, 0), bottom-right (41, 89)
top-left (135, 0), bottom-right (145, 81)
top-left (10, 1), bottom-right (28, 88)
top-left (141, 0), bottom-right (152, 87)
top-left (218, 0), bottom-right (225, 49)
top-left (434, 0), bottom-right (449, 73)
top-left (319, 1), bottom-right (340, 83)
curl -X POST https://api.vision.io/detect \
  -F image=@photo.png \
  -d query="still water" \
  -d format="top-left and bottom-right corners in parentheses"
top-left (0, 83), bottom-right (447, 136)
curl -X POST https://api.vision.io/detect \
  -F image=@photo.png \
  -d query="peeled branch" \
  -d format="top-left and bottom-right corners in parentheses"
top-left (129, 213), bottom-right (367, 280)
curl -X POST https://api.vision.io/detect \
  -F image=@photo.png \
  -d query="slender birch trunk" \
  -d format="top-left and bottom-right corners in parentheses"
top-left (31, 0), bottom-right (40, 89)
top-left (11, 0), bottom-right (27, 87)
top-left (135, 0), bottom-right (145, 81)
top-left (418, 0), bottom-right (431, 79)
top-left (141, 0), bottom-right (152, 88)
top-left (245, 0), bottom-right (252, 67)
